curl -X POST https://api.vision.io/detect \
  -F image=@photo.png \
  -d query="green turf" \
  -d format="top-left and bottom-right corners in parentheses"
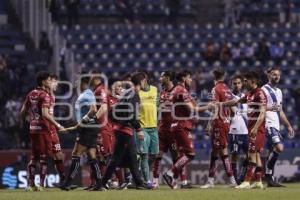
top-left (1, 184), bottom-right (300, 200)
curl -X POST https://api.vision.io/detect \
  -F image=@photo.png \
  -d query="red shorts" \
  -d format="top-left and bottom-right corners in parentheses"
top-left (97, 132), bottom-right (115, 157)
top-left (171, 124), bottom-right (195, 155)
top-left (158, 129), bottom-right (177, 153)
top-left (211, 120), bottom-right (229, 149)
top-left (30, 134), bottom-right (52, 160)
top-left (51, 132), bottom-right (62, 154)
top-left (248, 130), bottom-right (266, 153)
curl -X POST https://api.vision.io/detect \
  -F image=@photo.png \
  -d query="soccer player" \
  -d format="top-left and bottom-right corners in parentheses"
top-left (90, 71), bottom-right (110, 176)
top-left (262, 67), bottom-right (295, 187)
top-left (59, 75), bottom-right (103, 191)
top-left (99, 79), bottom-right (124, 188)
top-left (228, 74), bottom-right (248, 184)
top-left (101, 72), bottom-right (152, 190)
top-left (20, 71), bottom-right (65, 191)
top-left (201, 69), bottom-right (236, 188)
top-left (163, 70), bottom-right (214, 189)
top-left (152, 71), bottom-right (191, 189)
top-left (135, 71), bottom-right (159, 185)
top-left (49, 74), bottom-right (66, 185)
top-left (222, 71), bottom-right (267, 189)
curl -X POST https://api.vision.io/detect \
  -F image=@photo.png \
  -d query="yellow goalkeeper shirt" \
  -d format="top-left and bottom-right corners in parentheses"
top-left (139, 85), bottom-right (158, 128)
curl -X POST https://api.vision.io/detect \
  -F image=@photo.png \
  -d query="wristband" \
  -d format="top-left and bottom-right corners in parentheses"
top-left (82, 115), bottom-right (90, 123)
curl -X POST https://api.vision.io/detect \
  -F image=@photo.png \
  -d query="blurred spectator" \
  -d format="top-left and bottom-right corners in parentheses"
top-left (234, 0), bottom-right (242, 24)
top-left (47, 0), bottom-right (59, 23)
top-left (201, 41), bottom-right (219, 64)
top-left (220, 42), bottom-right (232, 64)
top-left (231, 42), bottom-right (241, 63)
top-left (64, 0), bottom-right (80, 28)
top-left (256, 39), bottom-right (270, 64)
top-left (0, 55), bottom-right (10, 108)
top-left (39, 31), bottom-right (52, 65)
top-left (166, 0), bottom-right (181, 25)
top-left (0, 54), bottom-right (7, 70)
top-left (292, 88), bottom-right (300, 121)
top-left (270, 42), bottom-right (285, 63)
top-left (4, 96), bottom-right (22, 148)
top-left (281, 0), bottom-right (292, 23)
top-left (116, 0), bottom-right (136, 24)
top-left (291, 1), bottom-right (300, 25)
top-left (241, 42), bottom-right (255, 64)
top-left (224, 0), bottom-right (235, 26)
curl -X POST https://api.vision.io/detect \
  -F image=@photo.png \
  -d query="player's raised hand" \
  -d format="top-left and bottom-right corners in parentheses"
top-left (287, 126), bottom-right (295, 139)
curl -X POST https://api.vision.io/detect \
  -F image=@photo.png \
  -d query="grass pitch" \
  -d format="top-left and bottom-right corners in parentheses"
top-left (1, 184), bottom-right (300, 200)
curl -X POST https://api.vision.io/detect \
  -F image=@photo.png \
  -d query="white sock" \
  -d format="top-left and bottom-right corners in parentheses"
top-left (208, 177), bottom-right (214, 185)
top-left (181, 180), bottom-right (188, 185)
top-left (167, 170), bottom-right (174, 177)
top-left (229, 176), bottom-right (236, 184)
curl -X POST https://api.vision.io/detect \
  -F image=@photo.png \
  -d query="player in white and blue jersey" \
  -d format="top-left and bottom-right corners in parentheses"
top-left (262, 67), bottom-right (295, 187)
top-left (228, 74), bottom-right (248, 184)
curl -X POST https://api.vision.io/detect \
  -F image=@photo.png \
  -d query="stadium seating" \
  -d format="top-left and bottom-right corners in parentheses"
top-left (59, 0), bottom-right (194, 17)
top-left (239, 0), bottom-right (300, 14)
top-left (0, 2), bottom-right (34, 149)
top-left (60, 22), bottom-right (300, 149)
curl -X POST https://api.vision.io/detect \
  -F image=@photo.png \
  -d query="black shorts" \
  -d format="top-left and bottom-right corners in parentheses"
top-left (76, 122), bottom-right (99, 148)
top-left (228, 134), bottom-right (248, 154)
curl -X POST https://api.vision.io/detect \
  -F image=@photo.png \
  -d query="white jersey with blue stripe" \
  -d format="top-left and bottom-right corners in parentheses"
top-left (229, 93), bottom-right (248, 135)
top-left (262, 84), bottom-right (282, 131)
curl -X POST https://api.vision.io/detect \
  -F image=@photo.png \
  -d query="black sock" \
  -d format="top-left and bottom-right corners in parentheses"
top-left (66, 156), bottom-right (80, 185)
top-left (238, 159), bottom-right (248, 182)
top-left (89, 159), bottom-right (102, 184)
top-left (124, 170), bottom-right (132, 182)
top-left (266, 151), bottom-right (280, 175)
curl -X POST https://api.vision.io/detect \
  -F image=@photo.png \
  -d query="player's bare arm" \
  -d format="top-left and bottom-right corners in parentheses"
top-left (221, 98), bottom-right (240, 107)
top-left (95, 103), bottom-right (108, 120)
top-left (20, 100), bottom-right (28, 119)
top-left (42, 107), bottom-right (64, 130)
top-left (280, 108), bottom-right (295, 138)
top-left (186, 101), bottom-right (215, 114)
top-left (250, 105), bottom-right (266, 137)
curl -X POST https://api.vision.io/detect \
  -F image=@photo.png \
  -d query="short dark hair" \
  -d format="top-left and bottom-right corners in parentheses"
top-left (122, 73), bottom-right (132, 81)
top-left (176, 70), bottom-right (191, 82)
top-left (131, 72), bottom-right (146, 86)
top-left (50, 74), bottom-right (58, 80)
top-left (139, 70), bottom-right (149, 78)
top-left (213, 68), bottom-right (225, 80)
top-left (80, 75), bottom-right (90, 85)
top-left (36, 71), bottom-right (51, 86)
top-left (267, 66), bottom-right (281, 74)
top-left (231, 74), bottom-right (243, 83)
top-left (161, 71), bottom-right (175, 81)
top-left (244, 71), bottom-right (260, 83)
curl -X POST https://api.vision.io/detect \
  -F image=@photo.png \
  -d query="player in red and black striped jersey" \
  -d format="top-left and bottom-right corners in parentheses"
top-left (20, 71), bottom-right (65, 191)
